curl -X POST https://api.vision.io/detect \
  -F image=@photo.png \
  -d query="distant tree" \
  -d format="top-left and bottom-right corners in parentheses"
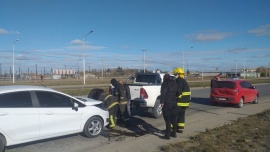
top-left (256, 66), bottom-right (267, 77)
top-left (187, 69), bottom-right (190, 76)
top-left (116, 66), bottom-right (124, 76)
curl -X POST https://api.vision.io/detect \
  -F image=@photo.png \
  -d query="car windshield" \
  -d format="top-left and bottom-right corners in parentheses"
top-left (215, 81), bottom-right (235, 89)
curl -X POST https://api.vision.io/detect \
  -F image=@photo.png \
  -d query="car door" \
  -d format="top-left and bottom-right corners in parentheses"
top-left (239, 81), bottom-right (251, 102)
top-left (0, 91), bottom-right (39, 141)
top-left (243, 81), bottom-right (257, 102)
top-left (35, 91), bottom-right (82, 138)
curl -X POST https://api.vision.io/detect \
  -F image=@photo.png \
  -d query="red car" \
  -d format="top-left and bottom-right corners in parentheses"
top-left (210, 80), bottom-right (259, 108)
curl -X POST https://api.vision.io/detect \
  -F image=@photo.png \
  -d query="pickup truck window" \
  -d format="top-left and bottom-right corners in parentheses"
top-left (136, 75), bottom-right (159, 84)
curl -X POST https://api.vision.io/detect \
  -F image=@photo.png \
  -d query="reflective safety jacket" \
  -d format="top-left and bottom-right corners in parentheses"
top-left (176, 77), bottom-right (191, 108)
top-left (113, 82), bottom-right (128, 102)
top-left (98, 93), bottom-right (119, 110)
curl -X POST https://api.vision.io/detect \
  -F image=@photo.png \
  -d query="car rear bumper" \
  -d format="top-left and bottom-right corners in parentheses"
top-left (130, 100), bottom-right (147, 108)
top-left (210, 96), bottom-right (240, 104)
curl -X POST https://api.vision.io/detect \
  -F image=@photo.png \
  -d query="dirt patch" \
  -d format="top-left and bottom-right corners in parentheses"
top-left (160, 109), bottom-right (270, 152)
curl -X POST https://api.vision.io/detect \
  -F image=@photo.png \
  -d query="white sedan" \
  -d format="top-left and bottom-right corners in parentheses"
top-left (0, 85), bottom-right (109, 152)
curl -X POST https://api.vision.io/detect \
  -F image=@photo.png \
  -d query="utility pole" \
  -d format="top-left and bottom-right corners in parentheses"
top-left (12, 39), bottom-right (19, 83)
top-left (244, 60), bottom-right (246, 79)
top-left (182, 52), bottom-right (184, 72)
top-left (102, 57), bottom-right (104, 82)
top-left (82, 30), bottom-right (93, 85)
top-left (142, 50), bottom-right (146, 73)
top-left (35, 64), bottom-right (37, 83)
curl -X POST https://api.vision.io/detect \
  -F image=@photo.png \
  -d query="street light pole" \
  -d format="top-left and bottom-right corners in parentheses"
top-left (235, 60), bottom-right (237, 78)
top-left (12, 39), bottom-right (19, 83)
top-left (82, 31), bottom-right (93, 85)
top-left (183, 52), bottom-right (184, 71)
top-left (142, 50), bottom-right (146, 73)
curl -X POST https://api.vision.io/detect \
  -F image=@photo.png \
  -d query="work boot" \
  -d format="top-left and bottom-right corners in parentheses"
top-left (163, 134), bottom-right (170, 140)
top-left (176, 129), bottom-right (184, 133)
top-left (171, 132), bottom-right (177, 138)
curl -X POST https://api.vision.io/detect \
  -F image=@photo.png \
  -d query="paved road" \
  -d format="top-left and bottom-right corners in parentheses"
top-left (6, 84), bottom-right (270, 152)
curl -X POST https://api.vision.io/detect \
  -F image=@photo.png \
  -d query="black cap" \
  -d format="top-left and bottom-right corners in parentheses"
top-left (111, 78), bottom-right (117, 86)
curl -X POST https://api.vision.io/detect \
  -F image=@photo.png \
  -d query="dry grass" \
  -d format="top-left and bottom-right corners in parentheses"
top-left (160, 109), bottom-right (270, 152)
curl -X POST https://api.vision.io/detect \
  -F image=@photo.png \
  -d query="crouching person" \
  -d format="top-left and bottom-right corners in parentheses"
top-left (98, 93), bottom-right (119, 129)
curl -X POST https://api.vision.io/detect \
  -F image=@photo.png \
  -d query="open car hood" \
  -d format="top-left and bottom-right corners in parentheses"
top-left (74, 96), bottom-right (102, 106)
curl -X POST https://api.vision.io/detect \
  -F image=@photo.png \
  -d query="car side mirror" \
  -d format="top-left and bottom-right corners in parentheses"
top-left (249, 86), bottom-right (256, 89)
top-left (73, 102), bottom-right (79, 111)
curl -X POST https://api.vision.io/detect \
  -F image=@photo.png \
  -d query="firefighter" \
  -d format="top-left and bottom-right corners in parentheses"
top-left (111, 78), bottom-right (130, 124)
top-left (98, 92), bottom-right (119, 128)
top-left (173, 67), bottom-right (191, 133)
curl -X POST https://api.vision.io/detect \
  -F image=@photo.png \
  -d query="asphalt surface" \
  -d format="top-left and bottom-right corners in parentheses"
top-left (5, 83), bottom-right (270, 152)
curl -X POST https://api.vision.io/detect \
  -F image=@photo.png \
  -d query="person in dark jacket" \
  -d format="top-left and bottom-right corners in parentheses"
top-left (160, 74), bottom-right (179, 140)
top-left (210, 75), bottom-right (220, 88)
top-left (111, 78), bottom-right (130, 123)
top-left (119, 79), bottom-right (131, 116)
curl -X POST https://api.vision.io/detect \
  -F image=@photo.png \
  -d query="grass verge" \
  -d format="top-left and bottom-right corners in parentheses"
top-left (160, 108), bottom-right (270, 152)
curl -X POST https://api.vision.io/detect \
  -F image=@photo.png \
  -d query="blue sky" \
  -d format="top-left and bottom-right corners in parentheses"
top-left (0, 0), bottom-right (270, 75)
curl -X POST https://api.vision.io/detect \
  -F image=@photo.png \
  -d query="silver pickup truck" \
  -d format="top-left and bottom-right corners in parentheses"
top-left (126, 72), bottom-right (166, 118)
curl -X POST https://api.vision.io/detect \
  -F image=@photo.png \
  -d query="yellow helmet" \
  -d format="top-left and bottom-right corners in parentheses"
top-left (173, 67), bottom-right (185, 75)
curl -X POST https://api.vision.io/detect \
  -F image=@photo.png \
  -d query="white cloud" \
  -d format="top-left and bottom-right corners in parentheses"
top-left (71, 39), bottom-right (83, 45)
top-left (0, 28), bottom-right (21, 35)
top-left (66, 45), bottom-right (106, 50)
top-left (16, 55), bottom-right (40, 60)
top-left (69, 39), bottom-right (106, 50)
top-left (0, 28), bottom-right (9, 34)
top-left (185, 30), bottom-right (232, 42)
top-left (248, 25), bottom-right (270, 36)
top-left (10, 31), bottom-right (21, 34)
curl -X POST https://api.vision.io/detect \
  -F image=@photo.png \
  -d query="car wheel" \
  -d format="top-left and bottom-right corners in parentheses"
top-left (152, 100), bottom-right (162, 119)
top-left (237, 98), bottom-right (244, 108)
top-left (252, 96), bottom-right (259, 104)
top-left (0, 135), bottom-right (6, 152)
top-left (83, 116), bottom-right (104, 138)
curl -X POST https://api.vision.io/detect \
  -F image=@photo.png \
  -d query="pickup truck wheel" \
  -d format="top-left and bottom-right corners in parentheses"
top-left (152, 101), bottom-right (162, 119)
top-left (0, 134), bottom-right (6, 152)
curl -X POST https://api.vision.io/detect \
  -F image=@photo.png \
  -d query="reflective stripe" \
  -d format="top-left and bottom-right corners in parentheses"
top-left (178, 91), bottom-right (191, 98)
top-left (109, 115), bottom-right (115, 128)
top-left (119, 101), bottom-right (128, 105)
top-left (107, 102), bottom-right (119, 110)
top-left (105, 94), bottom-right (113, 100)
top-left (177, 103), bottom-right (189, 107)
top-left (182, 92), bottom-right (191, 95)
top-left (177, 123), bottom-right (185, 127)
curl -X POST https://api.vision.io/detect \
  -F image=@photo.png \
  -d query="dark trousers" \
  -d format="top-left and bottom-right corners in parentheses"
top-left (118, 102), bottom-right (130, 121)
top-left (177, 107), bottom-right (186, 130)
top-left (108, 105), bottom-right (118, 128)
top-left (163, 108), bottom-right (178, 135)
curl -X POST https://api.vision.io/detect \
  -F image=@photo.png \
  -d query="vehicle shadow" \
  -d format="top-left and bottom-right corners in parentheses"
top-left (6, 133), bottom-right (79, 150)
top-left (191, 97), bottom-right (238, 108)
top-left (190, 97), bottom-right (211, 106)
top-left (104, 116), bottom-right (164, 140)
